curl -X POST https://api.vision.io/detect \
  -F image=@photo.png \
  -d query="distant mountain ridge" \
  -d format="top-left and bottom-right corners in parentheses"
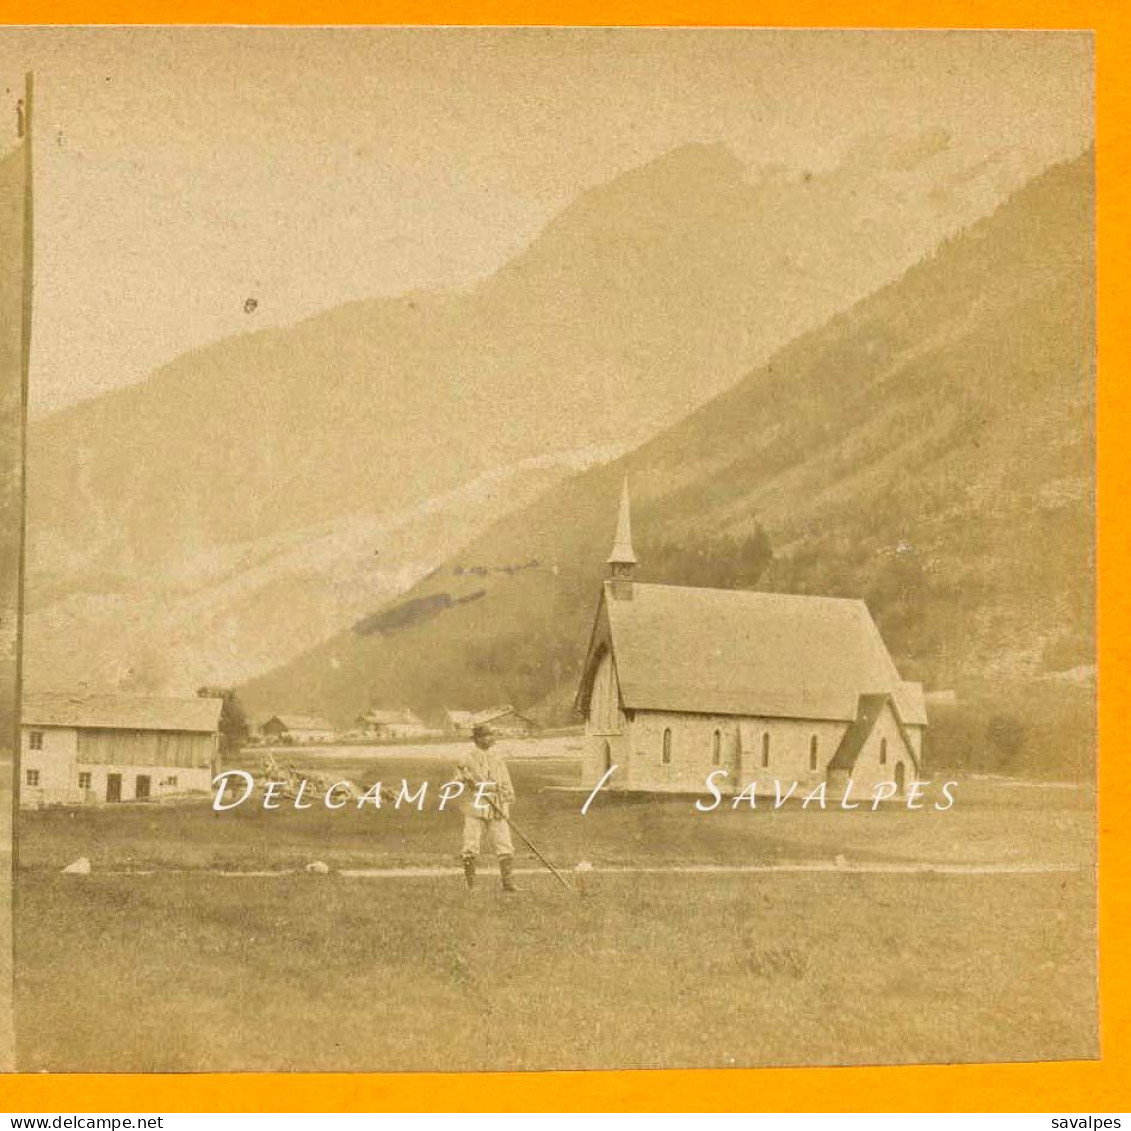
top-left (241, 150), bottom-right (1094, 779)
top-left (24, 133), bottom-right (1052, 694)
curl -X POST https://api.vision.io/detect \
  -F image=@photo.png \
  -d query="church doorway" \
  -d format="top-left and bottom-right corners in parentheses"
top-left (894, 762), bottom-right (906, 794)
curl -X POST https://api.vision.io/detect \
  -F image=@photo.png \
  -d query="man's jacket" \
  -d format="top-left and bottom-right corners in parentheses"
top-left (454, 747), bottom-right (515, 820)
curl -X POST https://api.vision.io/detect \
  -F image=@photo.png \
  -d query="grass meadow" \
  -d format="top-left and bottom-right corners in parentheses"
top-left (14, 743), bottom-right (1098, 1072)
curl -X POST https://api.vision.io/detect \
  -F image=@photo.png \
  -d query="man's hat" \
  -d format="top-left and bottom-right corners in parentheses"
top-left (471, 706), bottom-right (513, 739)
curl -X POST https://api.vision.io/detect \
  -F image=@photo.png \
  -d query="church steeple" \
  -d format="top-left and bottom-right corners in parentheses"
top-left (607, 477), bottom-right (637, 597)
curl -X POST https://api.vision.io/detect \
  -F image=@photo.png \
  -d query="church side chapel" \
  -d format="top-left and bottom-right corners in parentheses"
top-left (576, 481), bottom-right (927, 797)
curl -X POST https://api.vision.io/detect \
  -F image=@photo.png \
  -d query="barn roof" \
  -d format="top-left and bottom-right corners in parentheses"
top-left (23, 692), bottom-right (223, 734)
top-left (587, 582), bottom-right (927, 725)
top-left (268, 714), bottom-right (334, 731)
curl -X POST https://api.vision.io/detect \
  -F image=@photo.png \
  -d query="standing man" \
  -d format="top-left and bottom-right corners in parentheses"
top-left (455, 721), bottom-right (519, 892)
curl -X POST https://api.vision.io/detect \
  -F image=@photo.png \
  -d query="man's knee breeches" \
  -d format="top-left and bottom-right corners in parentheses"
top-left (461, 814), bottom-right (514, 859)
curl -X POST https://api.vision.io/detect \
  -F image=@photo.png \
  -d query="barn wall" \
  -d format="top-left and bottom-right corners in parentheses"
top-left (19, 724), bottom-right (215, 806)
top-left (71, 762), bottom-right (213, 803)
top-left (76, 728), bottom-right (215, 768)
top-left (21, 725), bottom-right (81, 806)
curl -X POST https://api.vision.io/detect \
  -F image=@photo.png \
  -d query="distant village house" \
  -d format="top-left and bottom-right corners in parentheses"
top-left (576, 481), bottom-right (927, 797)
top-left (357, 708), bottom-right (432, 741)
top-left (20, 692), bottom-right (223, 807)
top-left (260, 715), bottom-right (336, 744)
top-left (444, 710), bottom-right (478, 736)
top-left (445, 706), bottom-right (535, 738)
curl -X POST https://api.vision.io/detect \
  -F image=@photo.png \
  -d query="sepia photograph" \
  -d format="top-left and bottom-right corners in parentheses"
top-left (0, 26), bottom-right (1095, 1074)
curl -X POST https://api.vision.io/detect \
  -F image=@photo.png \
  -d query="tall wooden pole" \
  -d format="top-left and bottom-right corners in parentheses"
top-left (12, 71), bottom-right (34, 886)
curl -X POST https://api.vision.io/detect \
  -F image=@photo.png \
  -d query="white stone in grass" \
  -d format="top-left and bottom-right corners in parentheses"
top-left (834, 854), bottom-right (849, 868)
top-left (62, 857), bottom-right (91, 875)
top-left (575, 860), bottom-right (594, 873)
top-left (306, 860), bottom-right (330, 874)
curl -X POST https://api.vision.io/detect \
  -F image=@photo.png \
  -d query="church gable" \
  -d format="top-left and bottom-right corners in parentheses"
top-left (828, 694), bottom-right (920, 788)
top-left (575, 590), bottom-right (615, 718)
top-left (587, 646), bottom-right (625, 736)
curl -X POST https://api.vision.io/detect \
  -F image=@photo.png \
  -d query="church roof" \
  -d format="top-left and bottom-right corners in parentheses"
top-left (591, 582), bottom-right (926, 725)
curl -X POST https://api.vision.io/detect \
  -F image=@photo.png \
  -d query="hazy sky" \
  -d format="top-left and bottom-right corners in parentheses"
top-left (0, 27), bottom-right (1093, 414)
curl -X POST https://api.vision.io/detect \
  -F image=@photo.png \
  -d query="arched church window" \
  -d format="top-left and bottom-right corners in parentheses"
top-left (762, 732), bottom-right (770, 767)
top-left (711, 730), bottom-right (722, 766)
top-left (662, 728), bottom-right (672, 765)
top-left (809, 735), bottom-right (818, 772)
top-left (880, 737), bottom-right (888, 766)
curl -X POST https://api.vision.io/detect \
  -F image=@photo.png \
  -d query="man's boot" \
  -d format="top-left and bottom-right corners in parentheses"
top-left (461, 854), bottom-right (476, 890)
top-left (500, 855), bottom-right (520, 893)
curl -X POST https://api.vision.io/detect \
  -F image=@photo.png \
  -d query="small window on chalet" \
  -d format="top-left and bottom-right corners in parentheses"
top-left (761, 733), bottom-right (771, 768)
top-left (78, 772), bottom-right (92, 790)
top-left (809, 735), bottom-right (818, 772)
top-left (662, 728), bottom-right (673, 766)
top-left (879, 738), bottom-right (888, 766)
top-left (25, 769), bottom-right (39, 787)
top-left (711, 730), bottom-right (722, 766)
top-left (29, 730), bottom-right (43, 751)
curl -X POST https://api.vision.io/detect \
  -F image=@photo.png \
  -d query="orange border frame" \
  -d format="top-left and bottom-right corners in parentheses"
top-left (0, 0), bottom-right (1126, 1113)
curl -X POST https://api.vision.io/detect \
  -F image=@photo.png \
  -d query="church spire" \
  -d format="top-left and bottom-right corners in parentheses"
top-left (607, 477), bottom-right (637, 595)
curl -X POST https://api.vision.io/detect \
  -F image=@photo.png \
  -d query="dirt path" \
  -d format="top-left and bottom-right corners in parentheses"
top-left (81, 859), bottom-right (1086, 878)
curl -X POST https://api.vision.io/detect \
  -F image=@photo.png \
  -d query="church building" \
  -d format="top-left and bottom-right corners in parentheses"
top-left (575, 482), bottom-right (926, 797)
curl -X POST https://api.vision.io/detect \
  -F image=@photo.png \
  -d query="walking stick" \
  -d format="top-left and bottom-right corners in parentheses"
top-left (484, 795), bottom-right (577, 894)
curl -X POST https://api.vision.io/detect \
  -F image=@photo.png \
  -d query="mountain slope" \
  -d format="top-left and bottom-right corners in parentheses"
top-left (25, 134), bottom-right (1046, 693)
top-left (27, 447), bottom-right (605, 694)
top-left (242, 151), bottom-right (1095, 768)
